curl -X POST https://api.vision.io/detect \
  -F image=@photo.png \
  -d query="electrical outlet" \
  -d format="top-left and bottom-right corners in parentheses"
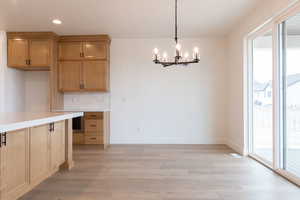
top-left (72, 97), bottom-right (78, 103)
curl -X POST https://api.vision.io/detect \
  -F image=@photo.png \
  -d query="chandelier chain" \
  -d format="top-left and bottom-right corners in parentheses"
top-left (175, 0), bottom-right (178, 44)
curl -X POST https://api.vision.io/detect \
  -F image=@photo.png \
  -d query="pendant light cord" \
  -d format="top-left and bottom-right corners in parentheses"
top-left (175, 0), bottom-right (178, 44)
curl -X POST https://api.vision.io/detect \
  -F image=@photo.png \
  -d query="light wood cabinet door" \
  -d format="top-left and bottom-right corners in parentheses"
top-left (4, 129), bottom-right (29, 200)
top-left (30, 125), bottom-right (49, 185)
top-left (29, 39), bottom-right (50, 67)
top-left (82, 61), bottom-right (108, 91)
top-left (8, 39), bottom-right (29, 67)
top-left (59, 42), bottom-right (82, 60)
top-left (50, 121), bottom-right (65, 171)
top-left (59, 61), bottom-right (82, 91)
top-left (83, 42), bottom-right (107, 59)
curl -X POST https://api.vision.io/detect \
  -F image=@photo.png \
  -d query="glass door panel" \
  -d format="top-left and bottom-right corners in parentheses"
top-left (251, 30), bottom-right (273, 164)
top-left (282, 14), bottom-right (300, 177)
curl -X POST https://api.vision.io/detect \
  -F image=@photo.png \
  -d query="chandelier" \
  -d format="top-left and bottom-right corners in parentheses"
top-left (153, 0), bottom-right (200, 67)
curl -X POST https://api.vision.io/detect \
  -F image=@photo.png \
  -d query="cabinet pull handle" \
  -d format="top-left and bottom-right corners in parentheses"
top-left (80, 83), bottom-right (85, 89)
top-left (3, 132), bottom-right (7, 146)
top-left (49, 123), bottom-right (55, 132)
top-left (1, 132), bottom-right (7, 146)
top-left (90, 125), bottom-right (96, 127)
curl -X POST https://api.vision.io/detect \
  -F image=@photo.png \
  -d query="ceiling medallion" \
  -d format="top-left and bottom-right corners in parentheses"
top-left (153, 0), bottom-right (200, 67)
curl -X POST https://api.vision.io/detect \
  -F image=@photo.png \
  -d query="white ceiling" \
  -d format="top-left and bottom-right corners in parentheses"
top-left (0, 0), bottom-right (260, 38)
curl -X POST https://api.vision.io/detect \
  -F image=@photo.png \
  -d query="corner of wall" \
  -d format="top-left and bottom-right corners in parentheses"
top-left (0, 31), bottom-right (26, 112)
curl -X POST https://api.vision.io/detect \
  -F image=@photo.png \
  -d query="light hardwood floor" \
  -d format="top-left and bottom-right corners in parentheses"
top-left (20, 145), bottom-right (300, 200)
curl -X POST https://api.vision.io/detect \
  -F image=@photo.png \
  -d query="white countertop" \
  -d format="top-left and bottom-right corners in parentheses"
top-left (0, 112), bottom-right (83, 133)
top-left (55, 107), bottom-right (110, 112)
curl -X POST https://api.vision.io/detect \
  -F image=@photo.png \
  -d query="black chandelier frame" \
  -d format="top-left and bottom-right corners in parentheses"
top-left (153, 0), bottom-right (200, 67)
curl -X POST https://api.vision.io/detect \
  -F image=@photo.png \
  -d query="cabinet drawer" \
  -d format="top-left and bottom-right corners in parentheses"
top-left (85, 112), bottom-right (103, 119)
top-left (73, 133), bottom-right (84, 144)
top-left (85, 119), bottom-right (103, 132)
top-left (84, 135), bottom-right (103, 144)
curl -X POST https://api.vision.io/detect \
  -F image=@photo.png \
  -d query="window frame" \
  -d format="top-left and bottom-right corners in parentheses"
top-left (245, 1), bottom-right (300, 186)
top-left (247, 25), bottom-right (275, 169)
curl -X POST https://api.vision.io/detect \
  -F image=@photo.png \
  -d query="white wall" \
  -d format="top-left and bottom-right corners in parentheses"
top-left (24, 71), bottom-right (50, 112)
top-left (110, 38), bottom-right (228, 144)
top-left (0, 32), bottom-right (228, 144)
top-left (227, 0), bottom-right (299, 153)
top-left (62, 37), bottom-right (228, 144)
top-left (0, 31), bottom-right (25, 112)
top-left (63, 93), bottom-right (110, 111)
top-left (0, 31), bottom-right (50, 113)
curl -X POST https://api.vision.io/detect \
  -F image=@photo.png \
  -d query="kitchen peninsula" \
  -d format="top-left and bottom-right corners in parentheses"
top-left (0, 112), bottom-right (83, 200)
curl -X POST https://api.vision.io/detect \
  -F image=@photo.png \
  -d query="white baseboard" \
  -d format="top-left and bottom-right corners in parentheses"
top-left (225, 140), bottom-right (244, 155)
top-left (110, 138), bottom-right (226, 145)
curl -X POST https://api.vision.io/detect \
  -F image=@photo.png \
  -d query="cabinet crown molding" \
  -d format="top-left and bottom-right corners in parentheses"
top-left (58, 35), bottom-right (111, 43)
top-left (7, 32), bottom-right (58, 39)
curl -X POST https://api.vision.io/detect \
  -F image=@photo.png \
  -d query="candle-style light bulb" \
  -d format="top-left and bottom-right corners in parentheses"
top-left (184, 52), bottom-right (189, 59)
top-left (176, 43), bottom-right (182, 51)
top-left (163, 52), bottom-right (168, 60)
top-left (153, 48), bottom-right (159, 61)
top-left (193, 47), bottom-right (199, 59)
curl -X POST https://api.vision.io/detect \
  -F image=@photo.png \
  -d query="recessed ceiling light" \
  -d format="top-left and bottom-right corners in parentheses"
top-left (52, 19), bottom-right (62, 25)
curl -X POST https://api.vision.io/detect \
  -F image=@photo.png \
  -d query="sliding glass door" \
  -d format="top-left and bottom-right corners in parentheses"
top-left (281, 14), bottom-right (300, 178)
top-left (250, 30), bottom-right (273, 165)
top-left (247, 4), bottom-right (300, 185)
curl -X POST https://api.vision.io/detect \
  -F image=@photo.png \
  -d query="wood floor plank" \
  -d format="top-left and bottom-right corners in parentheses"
top-left (19, 145), bottom-right (300, 200)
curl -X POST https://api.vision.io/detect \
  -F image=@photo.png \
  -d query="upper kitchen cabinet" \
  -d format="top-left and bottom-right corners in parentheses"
top-left (83, 41), bottom-right (107, 59)
top-left (58, 35), bottom-right (111, 92)
top-left (58, 42), bottom-right (82, 60)
top-left (29, 40), bottom-right (51, 67)
top-left (7, 39), bottom-right (29, 67)
top-left (58, 36), bottom-right (110, 60)
top-left (7, 32), bottom-right (58, 71)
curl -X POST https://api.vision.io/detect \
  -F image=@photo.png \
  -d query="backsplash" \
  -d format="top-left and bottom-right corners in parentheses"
top-left (63, 92), bottom-right (111, 111)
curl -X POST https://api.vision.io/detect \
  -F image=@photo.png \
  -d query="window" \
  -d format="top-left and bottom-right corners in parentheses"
top-left (247, 4), bottom-right (300, 185)
top-left (280, 14), bottom-right (300, 178)
top-left (249, 30), bottom-right (273, 164)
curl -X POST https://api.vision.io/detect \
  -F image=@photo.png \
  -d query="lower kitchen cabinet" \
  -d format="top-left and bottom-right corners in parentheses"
top-left (2, 129), bottom-right (29, 200)
top-left (30, 124), bottom-right (50, 186)
top-left (72, 112), bottom-right (110, 148)
top-left (50, 121), bottom-right (65, 171)
top-left (0, 120), bottom-right (67, 200)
